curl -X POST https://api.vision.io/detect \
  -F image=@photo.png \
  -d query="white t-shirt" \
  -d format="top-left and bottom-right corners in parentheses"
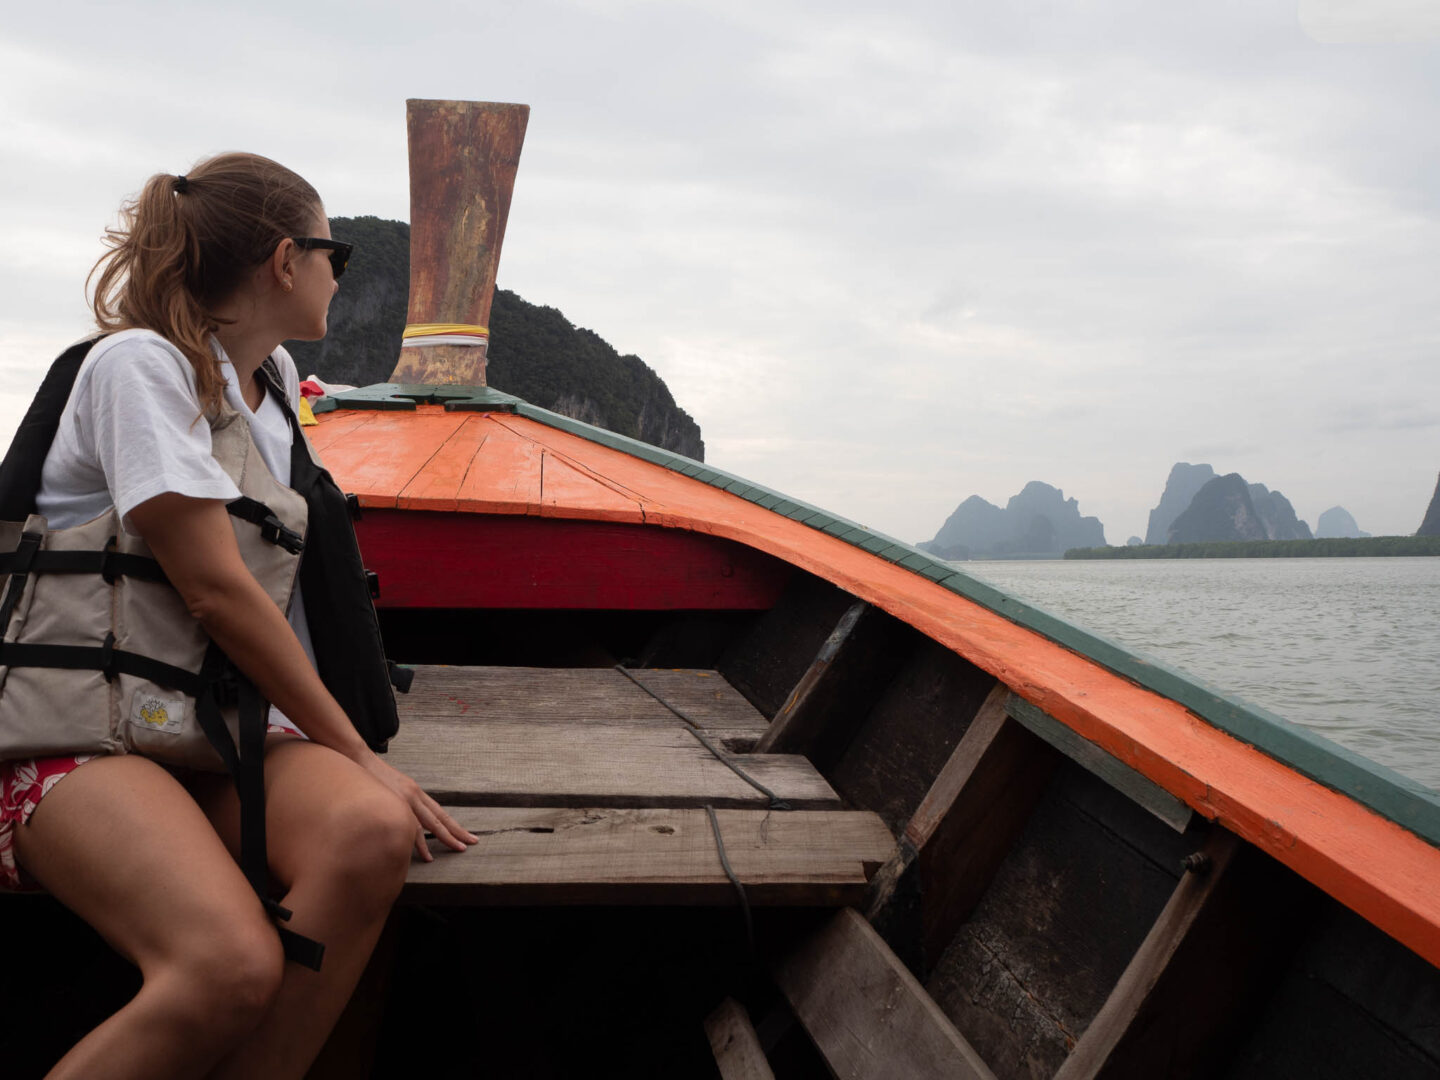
top-left (36, 327), bottom-right (316, 735)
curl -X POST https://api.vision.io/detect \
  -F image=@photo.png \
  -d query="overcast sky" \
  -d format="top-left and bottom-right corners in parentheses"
top-left (2, 0), bottom-right (1437, 544)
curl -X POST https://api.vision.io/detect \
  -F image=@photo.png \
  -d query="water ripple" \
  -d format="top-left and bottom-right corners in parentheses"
top-left (961, 557), bottom-right (1440, 794)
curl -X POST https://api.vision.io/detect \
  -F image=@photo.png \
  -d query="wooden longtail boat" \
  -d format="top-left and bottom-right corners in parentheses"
top-left (7, 100), bottom-right (1440, 1078)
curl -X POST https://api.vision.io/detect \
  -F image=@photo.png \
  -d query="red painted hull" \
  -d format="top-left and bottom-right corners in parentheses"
top-left (357, 510), bottom-right (792, 610)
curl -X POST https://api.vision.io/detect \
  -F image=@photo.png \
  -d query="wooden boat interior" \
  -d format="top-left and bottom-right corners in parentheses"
top-left (3, 99), bottom-right (1438, 1079)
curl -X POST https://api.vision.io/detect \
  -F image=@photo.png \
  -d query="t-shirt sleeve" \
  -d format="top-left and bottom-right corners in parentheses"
top-left (81, 337), bottom-right (241, 528)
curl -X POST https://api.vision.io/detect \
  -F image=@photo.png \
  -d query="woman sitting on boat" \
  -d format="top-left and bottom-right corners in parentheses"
top-left (0, 153), bottom-right (476, 1079)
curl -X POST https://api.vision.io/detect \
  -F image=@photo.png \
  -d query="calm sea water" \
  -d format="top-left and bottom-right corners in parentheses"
top-left (955, 558), bottom-right (1440, 794)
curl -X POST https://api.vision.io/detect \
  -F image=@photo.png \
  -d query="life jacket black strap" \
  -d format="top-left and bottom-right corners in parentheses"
top-left (0, 531), bottom-right (42, 635)
top-left (0, 547), bottom-right (169, 585)
top-left (226, 497), bottom-right (305, 555)
top-left (260, 356), bottom-right (403, 746)
top-left (0, 636), bottom-right (205, 696)
top-left (387, 661), bottom-right (414, 694)
top-left (194, 644), bottom-right (325, 971)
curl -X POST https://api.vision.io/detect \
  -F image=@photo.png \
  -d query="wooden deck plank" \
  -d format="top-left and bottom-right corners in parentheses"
top-left (705, 998), bottom-right (776, 1080)
top-left (540, 450), bottom-right (648, 523)
top-left (387, 718), bottom-right (841, 809)
top-left (402, 807), bottom-right (894, 905)
top-left (773, 908), bottom-right (996, 1080)
top-left (305, 408), bottom-right (378, 454)
top-left (452, 418), bottom-right (544, 515)
top-left (395, 415), bottom-right (489, 512)
top-left (314, 409), bottom-right (469, 508)
top-left (398, 665), bottom-right (768, 734)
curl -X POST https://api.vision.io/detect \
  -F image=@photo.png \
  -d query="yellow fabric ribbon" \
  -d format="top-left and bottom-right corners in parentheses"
top-left (402, 323), bottom-right (490, 342)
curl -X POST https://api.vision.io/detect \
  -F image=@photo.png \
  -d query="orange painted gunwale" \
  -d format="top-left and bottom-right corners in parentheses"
top-left (312, 406), bottom-right (1440, 967)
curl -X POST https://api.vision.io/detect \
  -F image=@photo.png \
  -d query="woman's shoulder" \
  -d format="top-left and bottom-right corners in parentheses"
top-left (81, 329), bottom-right (197, 393)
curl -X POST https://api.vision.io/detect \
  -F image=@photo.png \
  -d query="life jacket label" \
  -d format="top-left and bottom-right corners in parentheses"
top-left (129, 693), bottom-right (184, 735)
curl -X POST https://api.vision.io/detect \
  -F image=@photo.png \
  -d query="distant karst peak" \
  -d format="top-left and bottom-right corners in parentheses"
top-left (1317, 506), bottom-right (1370, 540)
top-left (1146, 463), bottom-right (1315, 545)
top-left (919, 481), bottom-right (1105, 559)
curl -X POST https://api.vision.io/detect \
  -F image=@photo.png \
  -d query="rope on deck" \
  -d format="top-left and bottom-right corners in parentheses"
top-left (612, 665), bottom-right (793, 811)
top-left (705, 803), bottom-right (755, 953)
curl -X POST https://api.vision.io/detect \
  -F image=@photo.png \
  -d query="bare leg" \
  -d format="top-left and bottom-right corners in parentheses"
top-left (15, 755), bottom-right (285, 1080)
top-left (192, 737), bottom-right (414, 1079)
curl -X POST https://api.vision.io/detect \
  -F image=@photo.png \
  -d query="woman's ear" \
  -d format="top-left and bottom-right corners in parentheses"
top-left (269, 237), bottom-right (296, 292)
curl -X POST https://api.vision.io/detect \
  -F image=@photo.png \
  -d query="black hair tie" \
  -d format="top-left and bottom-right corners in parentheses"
top-left (173, 174), bottom-right (190, 194)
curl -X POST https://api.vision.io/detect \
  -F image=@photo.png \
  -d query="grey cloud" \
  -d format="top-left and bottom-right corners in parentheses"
top-left (1, 0), bottom-right (1438, 544)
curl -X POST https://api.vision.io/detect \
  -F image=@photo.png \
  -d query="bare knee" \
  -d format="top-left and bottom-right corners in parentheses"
top-left (309, 787), bottom-right (414, 909)
top-left (150, 919), bottom-right (285, 1040)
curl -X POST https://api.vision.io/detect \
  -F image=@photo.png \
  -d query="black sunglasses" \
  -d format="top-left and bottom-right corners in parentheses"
top-left (291, 237), bottom-right (353, 280)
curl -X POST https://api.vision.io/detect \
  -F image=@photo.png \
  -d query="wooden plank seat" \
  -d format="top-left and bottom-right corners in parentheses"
top-left (400, 665), bottom-right (770, 742)
top-left (403, 806), bottom-right (895, 906)
top-left (392, 666), bottom-right (894, 906)
top-left (387, 665), bottom-right (840, 809)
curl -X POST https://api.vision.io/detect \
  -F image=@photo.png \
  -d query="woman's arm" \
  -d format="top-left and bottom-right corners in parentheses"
top-left (129, 491), bottom-right (476, 859)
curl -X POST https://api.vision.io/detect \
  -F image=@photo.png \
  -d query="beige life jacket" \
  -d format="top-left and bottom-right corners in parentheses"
top-left (0, 393), bottom-right (308, 771)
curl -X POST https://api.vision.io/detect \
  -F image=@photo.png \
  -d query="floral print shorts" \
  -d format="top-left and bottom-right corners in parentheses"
top-left (0, 725), bottom-right (296, 892)
top-left (0, 754), bottom-right (97, 892)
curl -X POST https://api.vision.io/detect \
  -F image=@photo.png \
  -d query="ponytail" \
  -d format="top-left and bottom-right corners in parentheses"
top-left (88, 153), bottom-right (322, 416)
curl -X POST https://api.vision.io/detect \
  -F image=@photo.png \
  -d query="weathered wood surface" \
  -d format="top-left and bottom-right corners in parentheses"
top-left (387, 717), bottom-right (839, 809)
top-left (392, 99), bottom-right (528, 385)
top-left (719, 573), bottom-right (859, 719)
top-left (863, 682), bottom-right (1012, 921)
top-left (705, 998), bottom-right (776, 1080)
top-left (403, 807), bottom-right (893, 906)
top-left (829, 636), bottom-right (997, 835)
top-left (753, 599), bottom-right (866, 753)
top-left (773, 907), bottom-right (996, 1080)
top-left (1006, 694), bottom-right (1192, 833)
top-left (399, 665), bottom-right (768, 736)
top-left (1219, 894), bottom-right (1440, 1080)
top-left (387, 664), bottom-right (829, 807)
top-left (1054, 831), bottom-right (1304, 1080)
top-left (753, 600), bottom-right (917, 772)
top-left (926, 762), bottom-right (1195, 1080)
top-left (912, 692), bottom-right (1060, 969)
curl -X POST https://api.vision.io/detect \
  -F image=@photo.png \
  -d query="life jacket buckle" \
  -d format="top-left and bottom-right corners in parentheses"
top-left (99, 631), bottom-right (118, 682)
top-left (101, 536), bottom-right (120, 585)
top-left (260, 515), bottom-right (305, 555)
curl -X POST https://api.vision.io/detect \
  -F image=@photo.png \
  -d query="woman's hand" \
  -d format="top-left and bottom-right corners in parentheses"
top-left (357, 752), bottom-right (479, 861)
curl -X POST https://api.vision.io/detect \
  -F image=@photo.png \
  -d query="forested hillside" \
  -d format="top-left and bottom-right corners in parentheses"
top-left (285, 216), bottom-right (704, 460)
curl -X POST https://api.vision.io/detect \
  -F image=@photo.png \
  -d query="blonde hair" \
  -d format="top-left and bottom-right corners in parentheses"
top-left (88, 152), bottom-right (322, 415)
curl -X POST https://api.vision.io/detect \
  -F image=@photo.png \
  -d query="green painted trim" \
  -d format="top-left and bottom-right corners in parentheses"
top-left (324, 383), bottom-right (526, 412)
top-left (339, 386), bottom-right (1440, 848)
top-left (1007, 695), bottom-right (1193, 833)
top-left (324, 385), bottom-right (417, 411)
